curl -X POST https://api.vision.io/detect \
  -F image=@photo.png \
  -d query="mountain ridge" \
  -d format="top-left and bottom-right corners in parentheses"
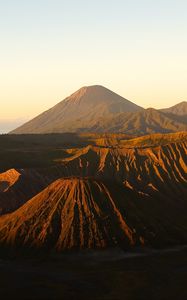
top-left (0, 133), bottom-right (186, 252)
top-left (160, 101), bottom-right (187, 115)
top-left (10, 85), bottom-right (187, 135)
top-left (11, 85), bottom-right (143, 134)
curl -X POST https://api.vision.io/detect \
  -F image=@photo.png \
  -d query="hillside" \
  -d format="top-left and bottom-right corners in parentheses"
top-left (59, 135), bottom-right (187, 197)
top-left (81, 108), bottom-right (187, 134)
top-left (161, 101), bottom-right (187, 115)
top-left (0, 168), bottom-right (52, 215)
top-left (0, 178), bottom-right (139, 251)
top-left (10, 86), bottom-right (187, 135)
top-left (0, 132), bottom-right (186, 252)
top-left (11, 85), bottom-right (143, 134)
top-left (0, 169), bottom-right (21, 192)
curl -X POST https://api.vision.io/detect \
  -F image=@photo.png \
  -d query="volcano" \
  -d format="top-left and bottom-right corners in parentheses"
top-left (11, 85), bottom-right (143, 134)
top-left (0, 132), bottom-right (187, 252)
top-left (10, 86), bottom-right (187, 135)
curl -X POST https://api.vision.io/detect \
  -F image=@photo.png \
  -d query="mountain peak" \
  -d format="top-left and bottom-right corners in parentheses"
top-left (10, 84), bottom-right (187, 135)
top-left (11, 86), bottom-right (143, 134)
top-left (65, 85), bottom-right (107, 101)
top-left (65, 85), bottom-right (126, 104)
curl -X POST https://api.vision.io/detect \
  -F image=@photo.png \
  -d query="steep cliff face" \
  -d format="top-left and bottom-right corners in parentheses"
top-left (59, 140), bottom-right (187, 198)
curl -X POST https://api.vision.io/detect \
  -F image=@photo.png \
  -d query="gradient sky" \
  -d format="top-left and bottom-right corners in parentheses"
top-left (1, 0), bottom-right (187, 125)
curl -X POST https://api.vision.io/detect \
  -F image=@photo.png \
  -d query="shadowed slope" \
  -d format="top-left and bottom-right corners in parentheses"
top-left (58, 135), bottom-right (187, 198)
top-left (0, 169), bottom-right (52, 215)
top-left (0, 169), bottom-right (21, 192)
top-left (0, 178), bottom-right (142, 251)
top-left (0, 176), bottom-right (187, 253)
top-left (0, 132), bottom-right (186, 216)
top-left (0, 133), bottom-right (187, 253)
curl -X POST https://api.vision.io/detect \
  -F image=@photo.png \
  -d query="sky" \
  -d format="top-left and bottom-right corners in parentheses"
top-left (0, 0), bottom-right (187, 131)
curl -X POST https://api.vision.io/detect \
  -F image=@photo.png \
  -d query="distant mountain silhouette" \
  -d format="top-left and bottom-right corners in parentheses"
top-left (10, 86), bottom-right (187, 134)
top-left (11, 85), bottom-right (143, 134)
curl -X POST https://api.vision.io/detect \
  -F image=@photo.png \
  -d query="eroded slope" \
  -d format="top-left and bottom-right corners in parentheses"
top-left (0, 169), bottom-right (21, 192)
top-left (0, 168), bottom-right (52, 215)
top-left (0, 176), bottom-right (186, 253)
top-left (0, 133), bottom-right (186, 252)
top-left (59, 137), bottom-right (187, 198)
top-left (0, 179), bottom-right (142, 251)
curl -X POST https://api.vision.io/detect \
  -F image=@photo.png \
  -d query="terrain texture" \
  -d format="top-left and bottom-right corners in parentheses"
top-left (1, 86), bottom-right (187, 252)
top-left (0, 132), bottom-right (186, 253)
